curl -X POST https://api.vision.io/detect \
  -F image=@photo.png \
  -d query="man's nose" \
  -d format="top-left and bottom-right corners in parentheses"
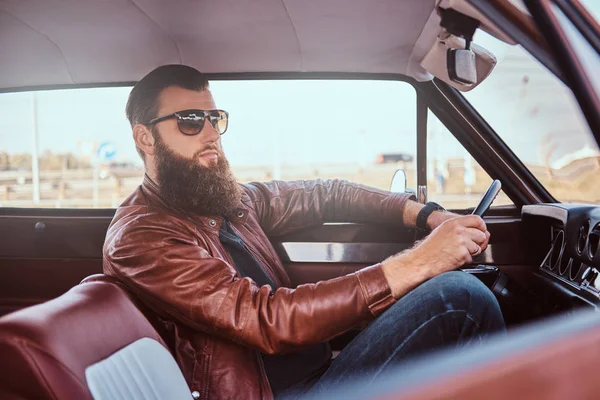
top-left (201, 119), bottom-right (221, 143)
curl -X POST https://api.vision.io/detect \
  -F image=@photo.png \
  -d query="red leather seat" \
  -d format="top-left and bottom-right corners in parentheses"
top-left (0, 274), bottom-right (170, 400)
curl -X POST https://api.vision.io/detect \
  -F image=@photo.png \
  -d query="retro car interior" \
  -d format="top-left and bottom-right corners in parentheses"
top-left (2, 0), bottom-right (600, 399)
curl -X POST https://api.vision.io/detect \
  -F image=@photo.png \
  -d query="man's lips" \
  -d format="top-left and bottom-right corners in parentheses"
top-left (198, 150), bottom-right (218, 160)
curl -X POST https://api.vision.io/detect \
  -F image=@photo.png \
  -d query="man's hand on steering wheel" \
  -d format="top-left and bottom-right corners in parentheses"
top-left (415, 215), bottom-right (490, 267)
top-left (382, 180), bottom-right (500, 299)
top-left (381, 215), bottom-right (490, 299)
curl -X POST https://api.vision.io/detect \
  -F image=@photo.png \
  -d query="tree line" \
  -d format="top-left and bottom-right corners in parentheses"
top-left (0, 151), bottom-right (91, 171)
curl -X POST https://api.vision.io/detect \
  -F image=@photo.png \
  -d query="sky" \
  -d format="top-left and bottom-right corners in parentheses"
top-left (0, 80), bottom-right (419, 168)
top-left (1, 5), bottom-right (599, 170)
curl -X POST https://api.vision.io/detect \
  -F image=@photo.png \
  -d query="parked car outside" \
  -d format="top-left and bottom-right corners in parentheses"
top-left (375, 153), bottom-right (414, 164)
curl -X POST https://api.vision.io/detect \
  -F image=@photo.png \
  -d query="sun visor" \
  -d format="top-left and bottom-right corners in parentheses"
top-left (420, 32), bottom-right (497, 92)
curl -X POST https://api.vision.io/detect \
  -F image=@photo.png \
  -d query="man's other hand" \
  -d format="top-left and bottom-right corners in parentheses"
top-left (381, 215), bottom-right (490, 299)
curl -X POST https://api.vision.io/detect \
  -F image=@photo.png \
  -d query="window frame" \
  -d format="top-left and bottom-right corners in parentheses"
top-left (525, 0), bottom-right (600, 146)
top-left (0, 72), bottom-right (552, 212)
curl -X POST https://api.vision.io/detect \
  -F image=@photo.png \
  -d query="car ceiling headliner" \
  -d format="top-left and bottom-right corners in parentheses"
top-left (0, 0), bottom-right (440, 90)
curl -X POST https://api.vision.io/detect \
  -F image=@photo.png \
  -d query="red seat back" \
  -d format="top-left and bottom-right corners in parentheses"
top-left (0, 274), bottom-right (166, 400)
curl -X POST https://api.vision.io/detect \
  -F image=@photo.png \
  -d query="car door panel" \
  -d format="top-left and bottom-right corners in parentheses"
top-left (275, 216), bottom-right (525, 285)
top-left (0, 259), bottom-right (102, 316)
top-left (0, 213), bottom-right (109, 258)
top-left (0, 212), bottom-right (108, 317)
top-left (0, 208), bottom-right (540, 327)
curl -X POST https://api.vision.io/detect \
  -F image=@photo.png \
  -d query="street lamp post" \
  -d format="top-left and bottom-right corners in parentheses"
top-left (31, 93), bottom-right (40, 205)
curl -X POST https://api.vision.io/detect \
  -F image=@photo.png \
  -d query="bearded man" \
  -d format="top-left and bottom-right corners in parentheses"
top-left (103, 65), bottom-right (505, 400)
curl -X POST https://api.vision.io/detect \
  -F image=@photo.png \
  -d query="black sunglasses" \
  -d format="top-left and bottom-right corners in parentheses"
top-left (147, 109), bottom-right (229, 136)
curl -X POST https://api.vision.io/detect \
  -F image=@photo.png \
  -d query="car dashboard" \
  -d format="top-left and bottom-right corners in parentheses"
top-left (523, 204), bottom-right (600, 304)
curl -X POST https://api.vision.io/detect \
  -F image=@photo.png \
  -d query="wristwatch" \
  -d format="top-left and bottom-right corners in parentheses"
top-left (416, 202), bottom-right (446, 231)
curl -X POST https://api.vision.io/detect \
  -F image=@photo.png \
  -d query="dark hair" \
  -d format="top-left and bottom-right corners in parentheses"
top-left (126, 64), bottom-right (209, 160)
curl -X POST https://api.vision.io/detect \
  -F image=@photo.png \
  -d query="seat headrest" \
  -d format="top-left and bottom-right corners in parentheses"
top-left (0, 275), bottom-right (165, 399)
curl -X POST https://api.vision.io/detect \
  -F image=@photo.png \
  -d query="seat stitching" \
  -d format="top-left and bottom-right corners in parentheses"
top-left (116, 349), bottom-right (149, 399)
top-left (129, 345), bottom-right (162, 400)
top-left (108, 352), bottom-right (138, 399)
top-left (98, 357), bottom-right (127, 400)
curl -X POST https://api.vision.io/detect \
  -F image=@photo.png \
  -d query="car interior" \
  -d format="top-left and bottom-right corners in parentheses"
top-left (2, 0), bottom-right (600, 399)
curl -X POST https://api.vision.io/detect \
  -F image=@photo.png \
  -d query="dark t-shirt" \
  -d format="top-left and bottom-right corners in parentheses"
top-left (219, 220), bottom-right (331, 397)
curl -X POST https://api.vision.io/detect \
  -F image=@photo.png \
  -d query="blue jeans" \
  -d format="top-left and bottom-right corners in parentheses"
top-left (282, 271), bottom-right (506, 398)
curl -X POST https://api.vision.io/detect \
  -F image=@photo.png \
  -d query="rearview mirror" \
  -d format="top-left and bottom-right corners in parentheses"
top-left (447, 48), bottom-right (477, 85)
top-left (420, 33), bottom-right (497, 92)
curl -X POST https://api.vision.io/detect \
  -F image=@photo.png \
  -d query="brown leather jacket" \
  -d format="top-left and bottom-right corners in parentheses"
top-left (103, 175), bottom-right (414, 399)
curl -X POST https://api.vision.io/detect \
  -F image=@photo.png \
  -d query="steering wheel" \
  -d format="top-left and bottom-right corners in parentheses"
top-left (471, 179), bottom-right (502, 217)
top-left (459, 179), bottom-right (502, 274)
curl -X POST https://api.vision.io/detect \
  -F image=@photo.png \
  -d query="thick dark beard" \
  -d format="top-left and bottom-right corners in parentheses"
top-left (154, 134), bottom-right (242, 217)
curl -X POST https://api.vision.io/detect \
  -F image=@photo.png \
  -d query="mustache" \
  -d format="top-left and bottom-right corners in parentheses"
top-left (193, 144), bottom-right (221, 160)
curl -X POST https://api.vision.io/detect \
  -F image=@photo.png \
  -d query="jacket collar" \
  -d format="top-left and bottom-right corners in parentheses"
top-left (141, 174), bottom-right (249, 231)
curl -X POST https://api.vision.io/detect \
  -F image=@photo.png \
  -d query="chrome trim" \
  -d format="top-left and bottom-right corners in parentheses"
top-left (278, 242), bottom-right (496, 264)
top-left (540, 268), bottom-right (582, 292)
top-left (460, 265), bottom-right (499, 274)
top-left (278, 242), bottom-right (410, 263)
top-left (549, 229), bottom-right (565, 271)
top-left (417, 185), bottom-right (427, 204)
top-left (558, 257), bottom-right (572, 276)
top-left (570, 260), bottom-right (583, 281)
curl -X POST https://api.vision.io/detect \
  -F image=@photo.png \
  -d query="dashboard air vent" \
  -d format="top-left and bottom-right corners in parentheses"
top-left (577, 220), bottom-right (590, 255)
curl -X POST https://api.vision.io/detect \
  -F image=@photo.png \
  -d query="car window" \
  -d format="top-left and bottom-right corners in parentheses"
top-left (426, 112), bottom-right (513, 209)
top-left (0, 80), bottom-right (416, 208)
top-left (464, 31), bottom-right (600, 204)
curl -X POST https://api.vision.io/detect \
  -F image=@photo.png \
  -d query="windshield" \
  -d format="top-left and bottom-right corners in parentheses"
top-left (464, 30), bottom-right (600, 204)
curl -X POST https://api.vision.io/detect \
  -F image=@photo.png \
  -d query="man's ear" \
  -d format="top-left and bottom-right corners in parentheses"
top-left (133, 124), bottom-right (156, 156)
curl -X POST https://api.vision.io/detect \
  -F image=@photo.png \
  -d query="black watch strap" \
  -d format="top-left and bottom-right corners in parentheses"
top-left (416, 202), bottom-right (445, 231)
